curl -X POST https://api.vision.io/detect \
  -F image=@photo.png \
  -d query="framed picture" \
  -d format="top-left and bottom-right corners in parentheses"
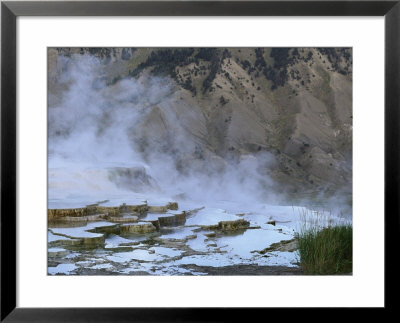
top-left (1, 0), bottom-right (398, 320)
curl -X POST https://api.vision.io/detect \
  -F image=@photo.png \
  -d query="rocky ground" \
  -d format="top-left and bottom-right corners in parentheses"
top-left (179, 264), bottom-right (303, 276)
top-left (62, 265), bottom-right (304, 276)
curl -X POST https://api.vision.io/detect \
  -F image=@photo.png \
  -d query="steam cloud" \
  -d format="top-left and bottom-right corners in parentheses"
top-left (48, 54), bottom-right (279, 208)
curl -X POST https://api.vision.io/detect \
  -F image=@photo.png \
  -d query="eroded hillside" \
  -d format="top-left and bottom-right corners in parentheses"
top-left (48, 47), bottom-right (352, 202)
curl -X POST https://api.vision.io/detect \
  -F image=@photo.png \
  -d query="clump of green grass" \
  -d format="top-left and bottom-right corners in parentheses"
top-left (297, 224), bottom-right (352, 275)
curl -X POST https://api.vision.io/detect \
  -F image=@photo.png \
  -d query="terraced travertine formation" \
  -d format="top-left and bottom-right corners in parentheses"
top-left (48, 200), bottom-right (307, 275)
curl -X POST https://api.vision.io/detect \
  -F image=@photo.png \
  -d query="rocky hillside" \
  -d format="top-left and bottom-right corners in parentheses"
top-left (48, 47), bottom-right (352, 201)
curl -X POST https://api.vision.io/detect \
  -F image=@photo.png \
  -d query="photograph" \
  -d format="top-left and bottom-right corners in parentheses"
top-left (2, 0), bottom-right (397, 318)
top-left (47, 47), bottom-right (353, 276)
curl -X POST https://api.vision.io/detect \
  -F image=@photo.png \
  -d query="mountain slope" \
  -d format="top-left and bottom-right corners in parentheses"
top-left (48, 47), bottom-right (352, 200)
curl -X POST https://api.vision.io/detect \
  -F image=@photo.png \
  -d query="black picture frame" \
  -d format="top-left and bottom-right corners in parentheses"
top-left (1, 1), bottom-right (398, 321)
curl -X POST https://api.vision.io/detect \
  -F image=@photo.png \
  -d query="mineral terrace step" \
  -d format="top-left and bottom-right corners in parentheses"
top-left (108, 215), bottom-right (139, 223)
top-left (120, 222), bottom-right (157, 233)
top-left (48, 201), bottom-right (179, 220)
top-left (201, 219), bottom-right (250, 232)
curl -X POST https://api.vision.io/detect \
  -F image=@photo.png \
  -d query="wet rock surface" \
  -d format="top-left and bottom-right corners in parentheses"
top-left (48, 200), bottom-right (305, 276)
